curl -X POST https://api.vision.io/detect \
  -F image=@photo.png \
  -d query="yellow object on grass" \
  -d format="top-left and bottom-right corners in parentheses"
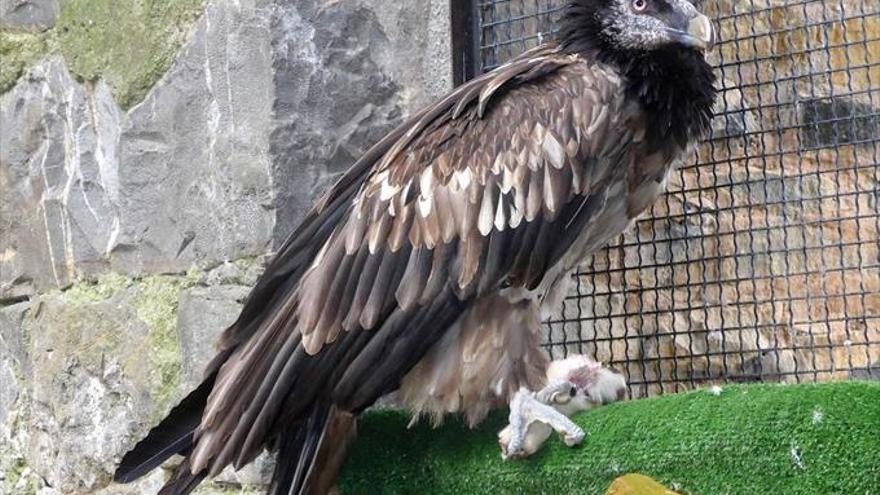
top-left (605, 474), bottom-right (680, 495)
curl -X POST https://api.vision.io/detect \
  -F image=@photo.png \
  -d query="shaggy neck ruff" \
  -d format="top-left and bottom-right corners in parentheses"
top-left (558, 0), bottom-right (717, 151)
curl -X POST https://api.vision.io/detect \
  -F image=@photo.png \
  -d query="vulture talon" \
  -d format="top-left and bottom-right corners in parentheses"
top-left (499, 384), bottom-right (585, 459)
top-left (499, 356), bottom-right (627, 460)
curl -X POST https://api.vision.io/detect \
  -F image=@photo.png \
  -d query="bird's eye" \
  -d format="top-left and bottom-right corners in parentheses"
top-left (632, 0), bottom-right (648, 12)
top-left (569, 386), bottom-right (577, 397)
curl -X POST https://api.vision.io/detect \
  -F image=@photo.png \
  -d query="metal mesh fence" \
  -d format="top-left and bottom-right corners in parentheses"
top-left (460, 0), bottom-right (880, 397)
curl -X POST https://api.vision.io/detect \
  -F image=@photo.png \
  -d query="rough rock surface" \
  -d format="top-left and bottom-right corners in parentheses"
top-left (111, 0), bottom-right (275, 277)
top-left (1, 0), bottom-right (452, 300)
top-left (0, 277), bottom-right (168, 493)
top-left (0, 0), bottom-right (61, 29)
top-left (26, 291), bottom-right (153, 493)
top-left (0, 0), bottom-right (277, 298)
top-left (177, 284), bottom-right (249, 388)
top-left (1, 0), bottom-right (450, 493)
top-left (1, 58), bottom-right (125, 299)
top-left (269, 0), bottom-right (453, 240)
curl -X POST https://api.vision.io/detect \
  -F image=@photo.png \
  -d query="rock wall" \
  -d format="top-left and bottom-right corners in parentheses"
top-left (0, 0), bottom-right (451, 493)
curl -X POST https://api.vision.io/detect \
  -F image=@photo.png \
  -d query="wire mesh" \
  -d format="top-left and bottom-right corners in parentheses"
top-left (469, 0), bottom-right (880, 397)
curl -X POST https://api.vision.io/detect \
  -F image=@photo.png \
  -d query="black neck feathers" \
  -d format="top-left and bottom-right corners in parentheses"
top-left (558, 0), bottom-right (717, 151)
top-left (602, 47), bottom-right (716, 151)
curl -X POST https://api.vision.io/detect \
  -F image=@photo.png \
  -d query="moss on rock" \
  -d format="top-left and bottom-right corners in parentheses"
top-left (55, 0), bottom-right (206, 109)
top-left (64, 272), bottom-right (132, 304)
top-left (133, 271), bottom-right (199, 417)
top-left (56, 270), bottom-right (200, 415)
top-left (0, 30), bottom-right (51, 93)
top-left (2, 457), bottom-right (39, 494)
top-left (1, 0), bottom-right (205, 109)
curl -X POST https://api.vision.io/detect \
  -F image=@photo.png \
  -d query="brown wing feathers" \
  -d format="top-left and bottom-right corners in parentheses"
top-left (122, 44), bottom-right (636, 495)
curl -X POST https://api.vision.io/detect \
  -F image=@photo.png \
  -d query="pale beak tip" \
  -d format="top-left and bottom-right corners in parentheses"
top-left (688, 14), bottom-right (716, 52)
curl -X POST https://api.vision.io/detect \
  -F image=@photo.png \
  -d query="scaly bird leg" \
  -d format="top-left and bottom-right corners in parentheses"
top-left (501, 388), bottom-right (530, 459)
top-left (502, 380), bottom-right (586, 460)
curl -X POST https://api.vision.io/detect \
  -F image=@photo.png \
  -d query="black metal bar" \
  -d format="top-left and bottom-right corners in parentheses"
top-left (450, 0), bottom-right (481, 85)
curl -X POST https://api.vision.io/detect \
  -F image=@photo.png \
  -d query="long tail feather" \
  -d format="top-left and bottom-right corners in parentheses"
top-left (301, 408), bottom-right (357, 495)
top-left (115, 375), bottom-right (215, 483)
top-left (157, 457), bottom-right (207, 495)
top-left (269, 403), bottom-right (355, 495)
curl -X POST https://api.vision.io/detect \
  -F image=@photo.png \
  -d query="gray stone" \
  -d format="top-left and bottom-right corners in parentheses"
top-left (0, 274), bottom-right (273, 494)
top-left (193, 481), bottom-right (265, 495)
top-left (0, 0), bottom-right (452, 299)
top-left (24, 289), bottom-right (158, 493)
top-left (92, 470), bottom-right (167, 495)
top-left (0, 0), bottom-right (278, 299)
top-left (199, 257), bottom-right (268, 288)
top-left (111, 0), bottom-right (276, 276)
top-left (212, 451), bottom-right (275, 488)
top-left (0, 0), bottom-right (61, 29)
top-left (0, 57), bottom-right (123, 299)
top-left (0, 301), bottom-right (30, 426)
top-left (268, 0), bottom-right (451, 240)
top-left (0, 302), bottom-right (34, 495)
top-left (177, 284), bottom-right (250, 388)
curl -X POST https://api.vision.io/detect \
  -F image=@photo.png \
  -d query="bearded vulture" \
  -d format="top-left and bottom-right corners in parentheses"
top-left (115, 0), bottom-right (717, 493)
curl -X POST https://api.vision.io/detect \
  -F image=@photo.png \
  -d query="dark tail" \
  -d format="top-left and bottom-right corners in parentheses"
top-left (157, 456), bottom-right (207, 495)
top-left (270, 403), bottom-right (357, 495)
top-left (114, 375), bottom-right (215, 484)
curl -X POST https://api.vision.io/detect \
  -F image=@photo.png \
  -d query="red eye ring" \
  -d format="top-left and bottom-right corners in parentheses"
top-left (632, 0), bottom-right (648, 12)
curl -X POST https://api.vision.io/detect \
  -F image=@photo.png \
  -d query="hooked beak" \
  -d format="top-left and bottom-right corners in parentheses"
top-left (666, 13), bottom-right (716, 52)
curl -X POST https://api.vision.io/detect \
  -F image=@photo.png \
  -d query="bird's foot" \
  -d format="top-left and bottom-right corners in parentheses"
top-left (500, 382), bottom-right (586, 460)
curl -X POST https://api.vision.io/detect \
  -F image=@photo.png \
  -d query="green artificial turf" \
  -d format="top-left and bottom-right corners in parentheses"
top-left (338, 381), bottom-right (880, 494)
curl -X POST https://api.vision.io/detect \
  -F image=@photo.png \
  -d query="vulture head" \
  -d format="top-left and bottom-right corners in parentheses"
top-left (560, 0), bottom-right (718, 149)
top-left (560, 0), bottom-right (715, 54)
